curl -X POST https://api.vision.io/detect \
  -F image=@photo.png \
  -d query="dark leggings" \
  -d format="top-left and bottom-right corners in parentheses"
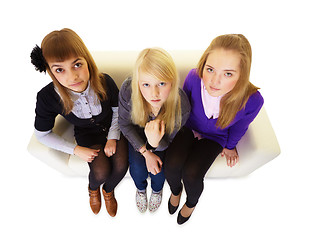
top-left (88, 134), bottom-right (128, 193)
top-left (165, 127), bottom-right (223, 208)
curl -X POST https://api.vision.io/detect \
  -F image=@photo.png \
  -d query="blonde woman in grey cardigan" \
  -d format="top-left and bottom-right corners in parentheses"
top-left (118, 48), bottom-right (190, 213)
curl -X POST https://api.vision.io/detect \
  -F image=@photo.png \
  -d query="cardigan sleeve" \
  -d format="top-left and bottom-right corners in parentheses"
top-left (103, 73), bottom-right (119, 107)
top-left (102, 73), bottom-right (121, 140)
top-left (35, 129), bottom-right (76, 154)
top-left (225, 91), bottom-right (264, 150)
top-left (34, 83), bottom-right (60, 131)
top-left (183, 69), bottom-right (196, 100)
top-left (118, 78), bottom-right (146, 151)
top-left (107, 106), bottom-right (120, 140)
top-left (34, 83), bottom-right (78, 154)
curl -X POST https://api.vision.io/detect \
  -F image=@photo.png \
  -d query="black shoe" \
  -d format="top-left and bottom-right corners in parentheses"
top-left (177, 209), bottom-right (191, 225)
top-left (168, 197), bottom-right (179, 215)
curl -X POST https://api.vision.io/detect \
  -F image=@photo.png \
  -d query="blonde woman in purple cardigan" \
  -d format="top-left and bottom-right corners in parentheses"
top-left (164, 34), bottom-right (264, 224)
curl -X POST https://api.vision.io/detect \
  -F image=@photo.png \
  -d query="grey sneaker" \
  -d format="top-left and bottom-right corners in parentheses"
top-left (149, 190), bottom-right (163, 212)
top-left (136, 190), bottom-right (148, 213)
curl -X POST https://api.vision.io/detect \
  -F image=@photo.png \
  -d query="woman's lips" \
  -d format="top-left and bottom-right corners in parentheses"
top-left (209, 86), bottom-right (220, 91)
top-left (70, 81), bottom-right (83, 87)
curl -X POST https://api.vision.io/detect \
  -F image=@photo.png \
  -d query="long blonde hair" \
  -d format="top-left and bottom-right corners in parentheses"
top-left (41, 28), bottom-right (106, 114)
top-left (197, 34), bottom-right (259, 128)
top-left (131, 48), bottom-right (181, 134)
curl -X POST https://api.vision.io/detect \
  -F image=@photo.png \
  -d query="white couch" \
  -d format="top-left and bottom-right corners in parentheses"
top-left (27, 50), bottom-right (281, 178)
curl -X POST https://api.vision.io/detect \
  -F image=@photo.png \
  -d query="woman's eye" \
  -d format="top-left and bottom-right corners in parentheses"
top-left (56, 68), bottom-right (63, 73)
top-left (74, 63), bottom-right (82, 69)
top-left (207, 68), bottom-right (213, 73)
top-left (159, 82), bottom-right (166, 87)
top-left (143, 83), bottom-right (150, 87)
top-left (225, 72), bottom-right (232, 77)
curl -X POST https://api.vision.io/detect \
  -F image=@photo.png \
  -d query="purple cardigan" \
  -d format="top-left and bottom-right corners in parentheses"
top-left (183, 69), bottom-right (264, 150)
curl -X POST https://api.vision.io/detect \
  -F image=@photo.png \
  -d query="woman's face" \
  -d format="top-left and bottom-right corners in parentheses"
top-left (138, 72), bottom-right (172, 112)
top-left (48, 56), bottom-right (90, 92)
top-left (202, 48), bottom-right (241, 97)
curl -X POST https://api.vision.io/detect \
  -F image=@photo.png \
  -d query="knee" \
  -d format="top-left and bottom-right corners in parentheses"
top-left (115, 161), bottom-right (129, 177)
top-left (164, 154), bottom-right (185, 176)
top-left (166, 156), bottom-right (184, 169)
top-left (91, 167), bottom-right (111, 184)
top-left (129, 161), bottom-right (146, 174)
top-left (164, 161), bottom-right (179, 177)
top-left (129, 161), bottom-right (148, 179)
top-left (182, 168), bottom-right (202, 185)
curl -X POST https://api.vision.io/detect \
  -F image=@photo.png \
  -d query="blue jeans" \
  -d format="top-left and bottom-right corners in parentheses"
top-left (128, 143), bottom-right (166, 192)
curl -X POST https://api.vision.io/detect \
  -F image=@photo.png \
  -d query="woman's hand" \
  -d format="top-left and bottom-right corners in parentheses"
top-left (221, 148), bottom-right (239, 167)
top-left (142, 150), bottom-right (163, 175)
top-left (144, 119), bottom-right (165, 148)
top-left (104, 139), bottom-right (117, 157)
top-left (73, 145), bottom-right (100, 163)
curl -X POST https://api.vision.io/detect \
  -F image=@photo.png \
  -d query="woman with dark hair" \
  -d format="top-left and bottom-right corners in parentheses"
top-left (31, 28), bottom-right (128, 217)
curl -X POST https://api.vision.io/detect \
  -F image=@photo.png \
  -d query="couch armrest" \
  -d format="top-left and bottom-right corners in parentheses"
top-left (27, 115), bottom-right (77, 176)
top-left (207, 106), bottom-right (281, 177)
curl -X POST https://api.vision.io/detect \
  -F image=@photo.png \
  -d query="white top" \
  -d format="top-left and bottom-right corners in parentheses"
top-left (201, 80), bottom-right (223, 119)
top-left (193, 80), bottom-right (223, 140)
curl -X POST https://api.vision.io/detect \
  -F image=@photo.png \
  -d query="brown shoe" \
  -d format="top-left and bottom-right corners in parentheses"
top-left (102, 188), bottom-right (117, 217)
top-left (88, 186), bottom-right (101, 215)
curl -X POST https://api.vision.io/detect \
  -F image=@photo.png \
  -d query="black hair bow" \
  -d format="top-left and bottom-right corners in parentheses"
top-left (30, 45), bottom-right (47, 73)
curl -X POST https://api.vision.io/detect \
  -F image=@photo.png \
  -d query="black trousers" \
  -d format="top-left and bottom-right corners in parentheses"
top-left (165, 127), bottom-right (223, 208)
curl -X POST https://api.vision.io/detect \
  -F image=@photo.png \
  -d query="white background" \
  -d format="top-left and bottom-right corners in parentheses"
top-left (1, 0), bottom-right (310, 239)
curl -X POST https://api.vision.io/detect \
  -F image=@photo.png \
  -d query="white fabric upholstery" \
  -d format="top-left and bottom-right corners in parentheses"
top-left (27, 50), bottom-right (280, 177)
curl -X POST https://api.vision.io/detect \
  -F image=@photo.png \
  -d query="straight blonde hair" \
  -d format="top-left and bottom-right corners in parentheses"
top-left (41, 28), bottom-right (106, 115)
top-left (197, 34), bottom-right (259, 128)
top-left (131, 48), bottom-right (181, 134)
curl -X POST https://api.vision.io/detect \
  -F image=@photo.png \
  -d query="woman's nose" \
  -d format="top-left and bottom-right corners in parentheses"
top-left (70, 69), bottom-right (78, 80)
top-left (210, 74), bottom-right (221, 85)
top-left (151, 86), bottom-right (159, 97)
